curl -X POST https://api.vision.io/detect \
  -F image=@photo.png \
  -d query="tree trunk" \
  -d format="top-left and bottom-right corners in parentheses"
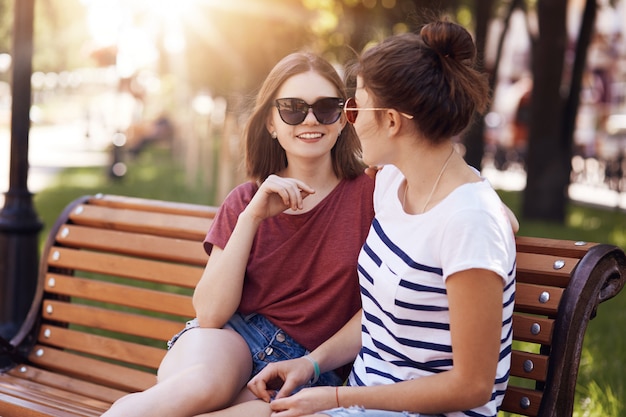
top-left (463, 0), bottom-right (494, 170)
top-left (522, 0), bottom-right (568, 222)
top-left (563, 0), bottom-right (597, 156)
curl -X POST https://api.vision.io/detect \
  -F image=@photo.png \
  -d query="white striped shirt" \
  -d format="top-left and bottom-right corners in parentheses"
top-left (348, 165), bottom-right (516, 417)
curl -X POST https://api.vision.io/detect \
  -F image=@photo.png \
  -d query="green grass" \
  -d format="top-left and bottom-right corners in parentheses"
top-left (498, 190), bottom-right (626, 250)
top-left (34, 147), bottom-right (216, 243)
top-left (33, 151), bottom-right (626, 416)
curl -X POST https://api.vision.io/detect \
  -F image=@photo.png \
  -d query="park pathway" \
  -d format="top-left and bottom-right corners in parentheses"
top-left (0, 121), bottom-right (110, 206)
top-left (2, 123), bottom-right (625, 211)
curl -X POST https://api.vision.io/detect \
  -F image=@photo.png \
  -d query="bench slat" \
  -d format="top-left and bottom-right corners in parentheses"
top-left (42, 300), bottom-right (183, 341)
top-left (510, 351), bottom-right (548, 381)
top-left (501, 385), bottom-right (542, 417)
top-left (27, 345), bottom-right (156, 392)
top-left (0, 390), bottom-right (102, 417)
top-left (515, 236), bottom-right (597, 259)
top-left (0, 375), bottom-right (108, 416)
top-left (38, 325), bottom-right (165, 369)
top-left (512, 314), bottom-right (554, 345)
top-left (68, 204), bottom-right (212, 241)
top-left (6, 366), bottom-right (126, 403)
top-left (88, 194), bottom-right (218, 218)
top-left (44, 274), bottom-right (195, 317)
top-left (46, 247), bottom-right (202, 289)
top-left (515, 252), bottom-right (577, 287)
top-left (56, 225), bottom-right (208, 266)
top-left (514, 282), bottom-right (563, 316)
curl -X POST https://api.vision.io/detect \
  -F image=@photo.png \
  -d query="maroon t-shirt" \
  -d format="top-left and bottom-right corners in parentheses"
top-left (204, 174), bottom-right (374, 353)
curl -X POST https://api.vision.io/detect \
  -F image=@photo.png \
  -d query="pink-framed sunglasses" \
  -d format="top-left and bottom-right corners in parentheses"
top-left (343, 97), bottom-right (414, 124)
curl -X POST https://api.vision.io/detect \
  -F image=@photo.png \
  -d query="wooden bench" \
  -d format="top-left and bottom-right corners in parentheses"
top-left (0, 194), bottom-right (624, 417)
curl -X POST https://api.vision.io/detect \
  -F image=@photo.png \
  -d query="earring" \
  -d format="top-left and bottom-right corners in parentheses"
top-left (271, 131), bottom-right (277, 139)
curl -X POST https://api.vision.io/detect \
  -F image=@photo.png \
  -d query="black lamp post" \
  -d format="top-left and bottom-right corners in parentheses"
top-left (0, 0), bottom-right (41, 339)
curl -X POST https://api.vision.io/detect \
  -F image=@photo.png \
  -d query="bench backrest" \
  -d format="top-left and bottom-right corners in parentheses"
top-left (11, 194), bottom-right (217, 404)
top-left (7, 194), bottom-right (626, 416)
top-left (502, 236), bottom-right (625, 416)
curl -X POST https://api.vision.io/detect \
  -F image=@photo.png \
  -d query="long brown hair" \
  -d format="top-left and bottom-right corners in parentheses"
top-left (244, 52), bottom-right (364, 182)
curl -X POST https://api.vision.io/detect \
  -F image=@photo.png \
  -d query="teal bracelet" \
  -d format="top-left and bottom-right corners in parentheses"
top-left (303, 355), bottom-right (320, 384)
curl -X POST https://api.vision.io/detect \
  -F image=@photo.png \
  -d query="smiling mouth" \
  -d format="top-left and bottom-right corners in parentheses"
top-left (297, 133), bottom-right (323, 140)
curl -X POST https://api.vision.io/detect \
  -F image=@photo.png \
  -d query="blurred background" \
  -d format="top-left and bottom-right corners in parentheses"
top-left (0, 0), bottom-right (624, 214)
top-left (1, 1), bottom-right (626, 415)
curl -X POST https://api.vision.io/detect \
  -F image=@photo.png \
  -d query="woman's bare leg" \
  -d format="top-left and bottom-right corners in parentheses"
top-left (102, 328), bottom-right (252, 417)
top-left (194, 398), bottom-right (272, 417)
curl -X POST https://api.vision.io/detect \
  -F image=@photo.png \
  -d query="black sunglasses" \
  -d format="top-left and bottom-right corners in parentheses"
top-left (274, 97), bottom-right (344, 125)
top-left (343, 97), bottom-right (414, 124)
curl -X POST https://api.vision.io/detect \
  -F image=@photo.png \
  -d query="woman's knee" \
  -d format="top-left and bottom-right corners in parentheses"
top-left (158, 327), bottom-right (252, 384)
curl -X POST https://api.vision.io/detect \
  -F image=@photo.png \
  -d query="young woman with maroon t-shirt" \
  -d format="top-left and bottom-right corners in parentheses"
top-left (102, 52), bottom-right (374, 417)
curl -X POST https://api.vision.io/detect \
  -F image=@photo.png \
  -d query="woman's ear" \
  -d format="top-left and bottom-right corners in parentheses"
top-left (386, 110), bottom-right (403, 137)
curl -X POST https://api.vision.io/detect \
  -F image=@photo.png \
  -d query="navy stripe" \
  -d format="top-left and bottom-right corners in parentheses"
top-left (360, 285), bottom-right (378, 309)
top-left (492, 389), bottom-right (507, 399)
top-left (495, 370), bottom-right (510, 385)
top-left (362, 283), bottom-right (449, 330)
top-left (358, 263), bottom-right (374, 285)
top-left (363, 310), bottom-right (386, 329)
top-left (366, 339), bottom-right (413, 363)
top-left (361, 346), bottom-right (383, 361)
top-left (508, 258), bottom-right (517, 277)
top-left (351, 371), bottom-right (366, 387)
top-left (399, 279), bottom-right (447, 294)
top-left (391, 358), bottom-right (452, 370)
top-left (463, 410), bottom-right (494, 417)
top-left (364, 323), bottom-right (439, 366)
top-left (361, 340), bottom-right (452, 374)
top-left (503, 290), bottom-right (515, 309)
top-left (393, 335), bottom-right (452, 352)
top-left (498, 343), bottom-right (512, 361)
top-left (365, 310), bottom-right (452, 353)
top-left (362, 242), bottom-right (382, 267)
top-left (372, 218), bottom-right (443, 275)
top-left (364, 366), bottom-right (403, 383)
top-left (395, 299), bottom-right (449, 313)
top-left (391, 312), bottom-right (450, 330)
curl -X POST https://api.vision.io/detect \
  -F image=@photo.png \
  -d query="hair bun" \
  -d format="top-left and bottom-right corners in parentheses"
top-left (420, 20), bottom-right (476, 63)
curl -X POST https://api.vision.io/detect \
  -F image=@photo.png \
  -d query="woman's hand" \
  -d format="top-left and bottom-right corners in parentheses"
top-left (364, 165), bottom-right (381, 180)
top-left (247, 357), bottom-right (315, 402)
top-left (267, 386), bottom-right (337, 417)
top-left (244, 175), bottom-right (315, 221)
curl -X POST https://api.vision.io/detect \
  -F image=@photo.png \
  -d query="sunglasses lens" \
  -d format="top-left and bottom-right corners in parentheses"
top-left (344, 97), bottom-right (358, 124)
top-left (275, 98), bottom-right (343, 125)
top-left (275, 98), bottom-right (307, 125)
top-left (311, 98), bottom-right (343, 125)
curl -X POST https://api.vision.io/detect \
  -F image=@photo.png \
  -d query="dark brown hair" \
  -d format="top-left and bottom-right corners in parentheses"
top-left (350, 19), bottom-right (490, 143)
top-left (244, 52), bottom-right (364, 182)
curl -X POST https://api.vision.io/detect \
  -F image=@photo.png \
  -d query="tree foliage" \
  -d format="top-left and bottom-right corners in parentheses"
top-left (1, 0), bottom-right (609, 223)
top-left (32, 0), bottom-right (90, 71)
top-left (181, 0), bottom-right (316, 98)
top-left (0, 0), bottom-right (12, 55)
top-left (0, 0), bottom-right (90, 72)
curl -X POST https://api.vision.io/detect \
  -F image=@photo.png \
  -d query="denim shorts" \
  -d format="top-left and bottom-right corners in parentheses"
top-left (318, 407), bottom-right (437, 417)
top-left (167, 313), bottom-right (343, 389)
